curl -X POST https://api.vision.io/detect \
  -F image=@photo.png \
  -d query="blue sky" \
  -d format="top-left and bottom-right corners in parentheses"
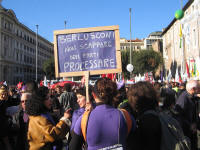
top-left (2, 0), bottom-right (188, 42)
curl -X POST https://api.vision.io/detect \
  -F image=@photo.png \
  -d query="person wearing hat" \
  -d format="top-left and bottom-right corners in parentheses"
top-left (0, 84), bottom-right (20, 150)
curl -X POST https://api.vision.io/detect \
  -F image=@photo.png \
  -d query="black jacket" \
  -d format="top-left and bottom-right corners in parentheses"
top-left (0, 96), bottom-right (20, 137)
top-left (12, 108), bottom-right (29, 150)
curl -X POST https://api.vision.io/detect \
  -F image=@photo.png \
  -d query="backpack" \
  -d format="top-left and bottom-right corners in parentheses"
top-left (144, 110), bottom-right (191, 150)
top-left (81, 109), bottom-right (132, 142)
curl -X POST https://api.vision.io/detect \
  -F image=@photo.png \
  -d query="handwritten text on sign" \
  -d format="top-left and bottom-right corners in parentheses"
top-left (57, 30), bottom-right (116, 73)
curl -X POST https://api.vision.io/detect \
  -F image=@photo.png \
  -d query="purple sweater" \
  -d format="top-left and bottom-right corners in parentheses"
top-left (73, 104), bottom-right (135, 150)
top-left (70, 107), bottom-right (85, 131)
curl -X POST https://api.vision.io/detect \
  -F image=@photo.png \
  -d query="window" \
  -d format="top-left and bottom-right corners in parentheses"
top-left (4, 47), bottom-right (7, 56)
top-left (24, 55), bottom-right (26, 63)
top-left (20, 54), bottom-right (22, 62)
top-left (16, 52), bottom-right (19, 61)
top-left (27, 56), bottom-right (29, 63)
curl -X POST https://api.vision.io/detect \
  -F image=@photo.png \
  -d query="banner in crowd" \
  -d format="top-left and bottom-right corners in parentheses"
top-left (54, 25), bottom-right (122, 77)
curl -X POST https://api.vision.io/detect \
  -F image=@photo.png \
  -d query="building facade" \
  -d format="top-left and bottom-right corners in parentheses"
top-left (0, 4), bottom-right (54, 85)
top-left (162, 0), bottom-right (200, 78)
top-left (144, 31), bottom-right (163, 50)
top-left (120, 38), bottom-right (144, 51)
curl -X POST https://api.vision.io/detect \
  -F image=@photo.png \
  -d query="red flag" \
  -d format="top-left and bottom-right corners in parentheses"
top-left (40, 80), bottom-right (43, 87)
top-left (17, 82), bottom-right (23, 89)
top-left (179, 75), bottom-right (182, 83)
top-left (186, 62), bottom-right (190, 78)
top-left (101, 74), bottom-right (106, 78)
top-left (106, 74), bottom-right (113, 80)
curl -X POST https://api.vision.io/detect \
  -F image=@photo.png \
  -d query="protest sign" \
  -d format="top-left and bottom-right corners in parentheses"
top-left (54, 25), bottom-right (121, 77)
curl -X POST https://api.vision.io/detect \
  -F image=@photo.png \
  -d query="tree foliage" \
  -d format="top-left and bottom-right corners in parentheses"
top-left (43, 57), bottom-right (55, 80)
top-left (121, 49), bottom-right (130, 79)
top-left (121, 49), bottom-right (163, 78)
top-left (132, 50), bottom-right (163, 75)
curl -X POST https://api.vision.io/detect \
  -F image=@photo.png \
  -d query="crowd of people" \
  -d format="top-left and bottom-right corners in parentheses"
top-left (0, 78), bottom-right (199, 150)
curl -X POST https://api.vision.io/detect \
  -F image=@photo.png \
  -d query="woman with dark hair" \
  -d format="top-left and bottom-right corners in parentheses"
top-left (66, 86), bottom-right (93, 149)
top-left (69, 77), bottom-right (135, 150)
top-left (26, 87), bottom-right (71, 150)
top-left (127, 81), bottom-right (161, 150)
top-left (70, 86), bottom-right (93, 131)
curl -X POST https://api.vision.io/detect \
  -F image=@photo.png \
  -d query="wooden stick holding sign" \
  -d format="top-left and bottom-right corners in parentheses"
top-left (84, 71), bottom-right (90, 102)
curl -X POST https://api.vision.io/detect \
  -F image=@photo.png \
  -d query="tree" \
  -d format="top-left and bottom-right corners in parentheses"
top-left (132, 50), bottom-right (163, 76)
top-left (121, 49), bottom-right (130, 79)
top-left (43, 57), bottom-right (55, 80)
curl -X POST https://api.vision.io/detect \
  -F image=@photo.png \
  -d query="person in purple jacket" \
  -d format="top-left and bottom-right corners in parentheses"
top-left (70, 86), bottom-right (94, 131)
top-left (69, 77), bottom-right (136, 150)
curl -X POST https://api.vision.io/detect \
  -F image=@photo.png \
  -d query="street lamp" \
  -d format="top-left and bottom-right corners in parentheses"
top-left (127, 8), bottom-right (134, 76)
top-left (129, 8), bottom-right (132, 65)
top-left (64, 20), bottom-right (67, 29)
top-left (35, 24), bottom-right (38, 82)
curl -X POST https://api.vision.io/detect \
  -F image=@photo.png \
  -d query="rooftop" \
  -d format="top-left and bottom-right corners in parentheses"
top-left (149, 31), bottom-right (162, 37)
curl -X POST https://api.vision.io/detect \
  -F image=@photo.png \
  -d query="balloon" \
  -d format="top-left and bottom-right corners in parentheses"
top-left (126, 64), bottom-right (134, 72)
top-left (175, 9), bottom-right (184, 20)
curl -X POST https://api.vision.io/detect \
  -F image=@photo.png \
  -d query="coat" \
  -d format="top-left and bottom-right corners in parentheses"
top-left (28, 115), bottom-right (69, 150)
top-left (12, 108), bottom-right (29, 150)
top-left (59, 91), bottom-right (78, 115)
top-left (70, 104), bottom-right (136, 150)
top-left (0, 96), bottom-right (20, 137)
top-left (175, 90), bottom-right (197, 137)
